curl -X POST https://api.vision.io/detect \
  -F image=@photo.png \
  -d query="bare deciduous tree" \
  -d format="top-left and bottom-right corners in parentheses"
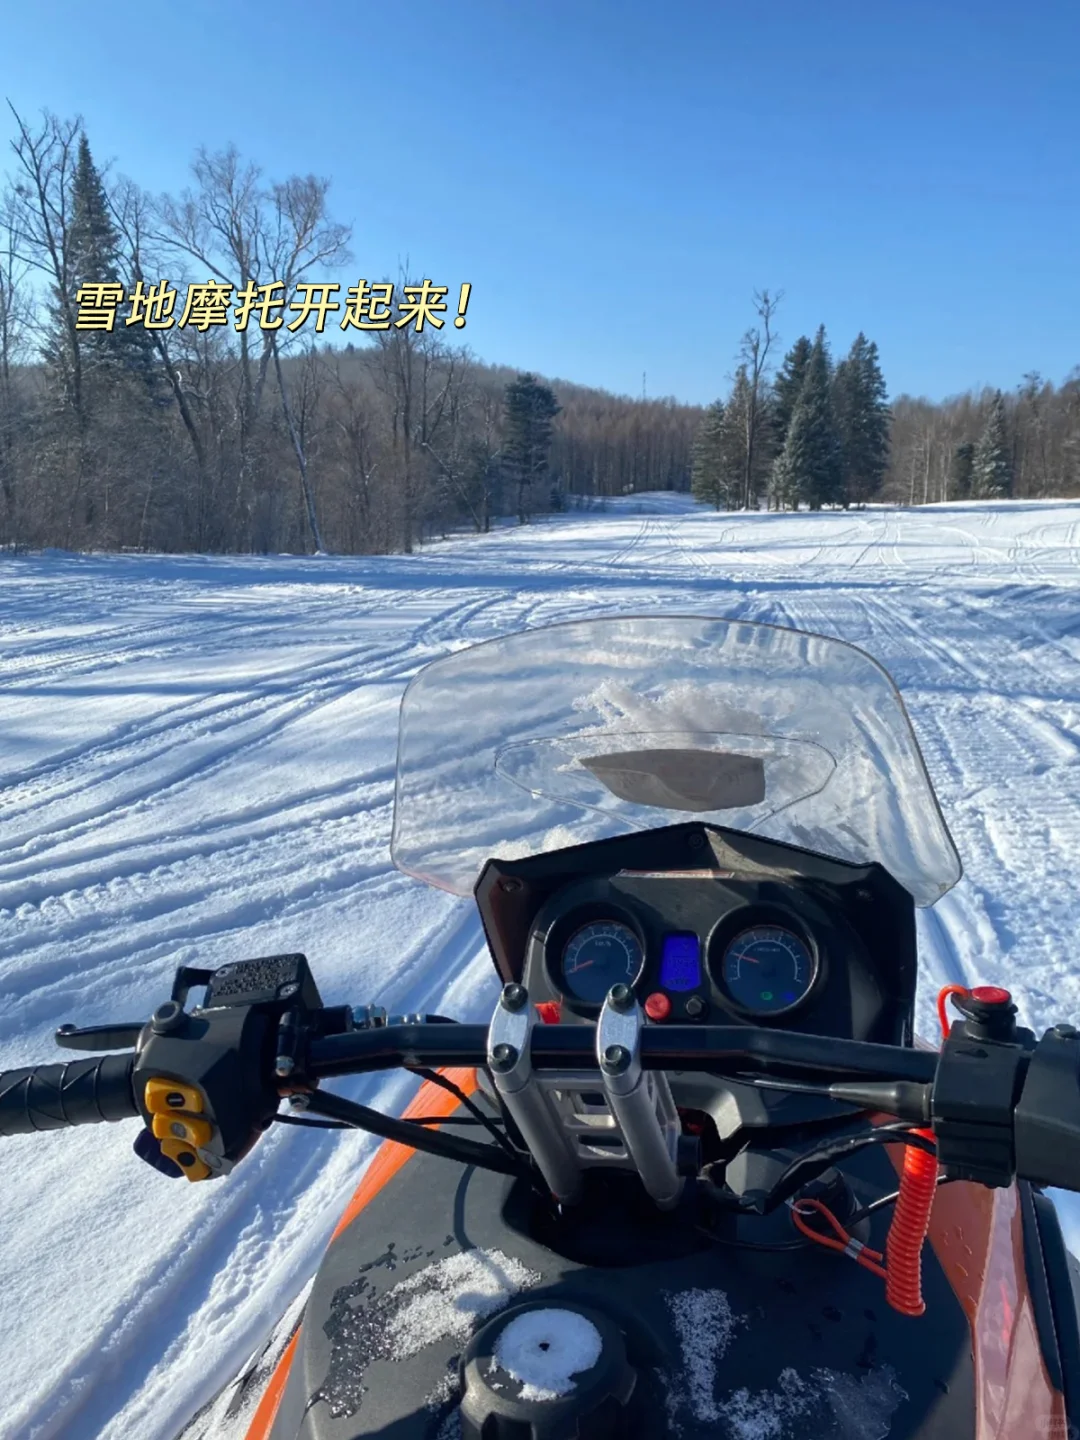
top-left (736, 288), bottom-right (782, 511)
top-left (0, 186), bottom-right (32, 536)
top-left (155, 149), bottom-right (351, 550)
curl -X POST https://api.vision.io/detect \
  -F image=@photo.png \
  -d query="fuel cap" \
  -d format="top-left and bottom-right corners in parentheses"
top-left (459, 1300), bottom-right (635, 1439)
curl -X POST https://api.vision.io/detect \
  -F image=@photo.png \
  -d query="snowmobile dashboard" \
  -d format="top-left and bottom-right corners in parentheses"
top-left (475, 821), bottom-right (918, 1048)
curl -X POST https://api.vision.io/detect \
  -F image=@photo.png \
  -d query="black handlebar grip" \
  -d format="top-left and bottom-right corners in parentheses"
top-left (0, 1054), bottom-right (138, 1137)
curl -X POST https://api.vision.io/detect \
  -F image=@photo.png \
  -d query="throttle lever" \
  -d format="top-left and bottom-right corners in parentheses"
top-left (55, 1022), bottom-right (144, 1053)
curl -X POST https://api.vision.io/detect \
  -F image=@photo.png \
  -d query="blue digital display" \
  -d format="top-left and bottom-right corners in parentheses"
top-left (659, 933), bottom-right (701, 992)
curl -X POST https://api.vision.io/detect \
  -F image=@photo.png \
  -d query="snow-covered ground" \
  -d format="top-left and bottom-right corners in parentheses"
top-left (3, 494), bottom-right (1080, 1439)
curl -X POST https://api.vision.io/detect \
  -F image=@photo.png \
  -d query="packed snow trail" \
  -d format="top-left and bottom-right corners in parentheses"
top-left (2, 495), bottom-right (1080, 1439)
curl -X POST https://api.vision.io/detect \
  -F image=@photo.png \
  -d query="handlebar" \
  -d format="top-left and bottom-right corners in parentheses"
top-left (0, 1055), bottom-right (138, 1137)
top-left (304, 1022), bottom-right (941, 1085)
top-left (3, 953), bottom-right (1079, 1204)
top-left (0, 1022), bottom-right (937, 1144)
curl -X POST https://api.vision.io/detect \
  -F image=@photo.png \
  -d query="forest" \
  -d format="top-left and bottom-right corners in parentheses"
top-left (0, 109), bottom-right (1077, 556)
top-left (690, 291), bottom-right (1078, 514)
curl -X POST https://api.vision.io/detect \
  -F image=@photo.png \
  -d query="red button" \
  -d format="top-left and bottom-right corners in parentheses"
top-left (535, 1001), bottom-right (562, 1024)
top-left (970, 986), bottom-right (1012, 1006)
top-left (644, 992), bottom-right (672, 1021)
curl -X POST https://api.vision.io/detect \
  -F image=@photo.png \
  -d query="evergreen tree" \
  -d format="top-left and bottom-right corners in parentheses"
top-left (768, 335), bottom-right (812, 508)
top-left (65, 134), bottom-right (158, 393)
top-left (767, 450), bottom-right (793, 511)
top-left (949, 442), bottom-right (975, 499)
top-left (502, 373), bottom-right (560, 522)
top-left (772, 335), bottom-right (813, 454)
top-left (772, 326), bottom-right (842, 510)
top-left (971, 391), bottom-right (1013, 498)
top-left (833, 333), bottom-right (891, 507)
top-left (726, 363), bottom-right (773, 510)
top-left (70, 136), bottom-right (121, 288)
top-left (693, 394), bottom-right (750, 510)
top-left (691, 400), bottom-right (727, 509)
top-left (48, 132), bottom-right (121, 393)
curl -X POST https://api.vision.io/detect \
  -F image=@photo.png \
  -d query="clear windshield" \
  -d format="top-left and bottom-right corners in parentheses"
top-left (390, 616), bottom-right (962, 906)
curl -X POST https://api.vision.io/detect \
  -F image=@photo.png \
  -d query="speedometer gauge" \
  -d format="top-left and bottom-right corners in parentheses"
top-left (560, 921), bottom-right (644, 1005)
top-left (719, 925), bottom-right (817, 1017)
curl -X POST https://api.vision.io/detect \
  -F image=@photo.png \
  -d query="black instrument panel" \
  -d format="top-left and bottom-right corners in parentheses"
top-left (475, 823), bottom-right (918, 1049)
top-left (522, 870), bottom-right (899, 1044)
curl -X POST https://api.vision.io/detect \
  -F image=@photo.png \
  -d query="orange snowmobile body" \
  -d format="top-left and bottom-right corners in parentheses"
top-left (172, 1063), bottom-right (1080, 1440)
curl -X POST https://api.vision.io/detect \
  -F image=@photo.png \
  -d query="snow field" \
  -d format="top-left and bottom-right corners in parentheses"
top-left (2, 495), bottom-right (1080, 1438)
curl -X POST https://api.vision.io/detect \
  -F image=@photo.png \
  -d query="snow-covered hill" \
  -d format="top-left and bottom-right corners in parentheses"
top-left (3, 496), bottom-right (1080, 1439)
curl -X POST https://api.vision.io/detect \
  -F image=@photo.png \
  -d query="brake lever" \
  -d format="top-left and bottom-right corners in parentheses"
top-left (55, 1022), bottom-right (144, 1053)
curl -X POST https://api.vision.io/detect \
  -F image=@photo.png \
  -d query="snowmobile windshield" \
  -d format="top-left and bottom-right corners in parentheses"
top-left (390, 616), bottom-right (962, 907)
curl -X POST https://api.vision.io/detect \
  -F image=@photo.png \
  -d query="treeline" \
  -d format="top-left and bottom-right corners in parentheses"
top-left (0, 109), bottom-right (701, 555)
top-left (886, 378), bottom-right (1080, 505)
top-left (692, 292), bottom-right (1080, 511)
top-left (691, 297), bottom-right (892, 512)
top-left (2, 111), bottom-right (1079, 559)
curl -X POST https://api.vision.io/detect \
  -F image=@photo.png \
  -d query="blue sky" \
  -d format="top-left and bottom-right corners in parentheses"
top-left (3, 0), bottom-right (1078, 406)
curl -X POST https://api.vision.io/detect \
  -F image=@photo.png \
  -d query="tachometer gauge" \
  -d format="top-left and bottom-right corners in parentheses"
top-left (719, 925), bottom-right (817, 1017)
top-left (560, 921), bottom-right (645, 1005)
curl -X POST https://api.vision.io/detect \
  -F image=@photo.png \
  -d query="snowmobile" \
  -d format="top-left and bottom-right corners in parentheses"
top-left (5, 614), bottom-right (1080, 1440)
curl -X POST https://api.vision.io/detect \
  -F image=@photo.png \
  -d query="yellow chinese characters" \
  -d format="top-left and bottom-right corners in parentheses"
top-left (76, 280), bottom-right (473, 333)
top-left (74, 284), bottom-right (126, 331)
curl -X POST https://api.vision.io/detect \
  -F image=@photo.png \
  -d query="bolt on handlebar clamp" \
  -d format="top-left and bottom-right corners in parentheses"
top-left (597, 984), bottom-right (684, 1209)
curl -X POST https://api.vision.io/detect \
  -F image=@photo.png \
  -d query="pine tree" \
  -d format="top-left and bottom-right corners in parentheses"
top-left (502, 373), bottom-right (560, 522)
top-left (833, 333), bottom-right (891, 507)
top-left (971, 391), bottom-right (1013, 498)
top-left (726, 363), bottom-right (773, 510)
top-left (51, 132), bottom-right (121, 392)
top-left (768, 336), bottom-right (812, 509)
top-left (949, 442), bottom-right (975, 499)
top-left (691, 400), bottom-right (727, 509)
top-left (772, 335), bottom-right (813, 454)
top-left (773, 326), bottom-right (842, 510)
top-left (65, 134), bottom-right (158, 394)
top-left (70, 137), bottom-right (120, 287)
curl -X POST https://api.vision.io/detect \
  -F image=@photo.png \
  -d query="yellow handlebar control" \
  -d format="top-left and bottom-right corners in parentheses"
top-left (158, 1138), bottom-right (213, 1181)
top-left (144, 1078), bottom-right (214, 1181)
top-left (144, 1079), bottom-right (204, 1115)
top-left (151, 1113), bottom-right (213, 1148)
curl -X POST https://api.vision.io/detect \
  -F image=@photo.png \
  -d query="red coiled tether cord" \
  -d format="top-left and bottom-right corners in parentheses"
top-left (882, 1124), bottom-right (939, 1316)
top-left (792, 984), bottom-right (970, 1317)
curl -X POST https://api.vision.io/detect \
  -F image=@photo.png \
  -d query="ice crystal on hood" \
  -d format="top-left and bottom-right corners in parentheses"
top-left (722, 1365), bottom-right (908, 1440)
top-left (386, 1248), bottom-right (540, 1360)
top-left (318, 1246), bottom-right (540, 1420)
top-left (665, 1287), bottom-right (745, 1424)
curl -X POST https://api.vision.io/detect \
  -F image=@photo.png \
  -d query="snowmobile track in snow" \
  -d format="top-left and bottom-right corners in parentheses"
top-left (4, 496), bottom-right (1080, 1440)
